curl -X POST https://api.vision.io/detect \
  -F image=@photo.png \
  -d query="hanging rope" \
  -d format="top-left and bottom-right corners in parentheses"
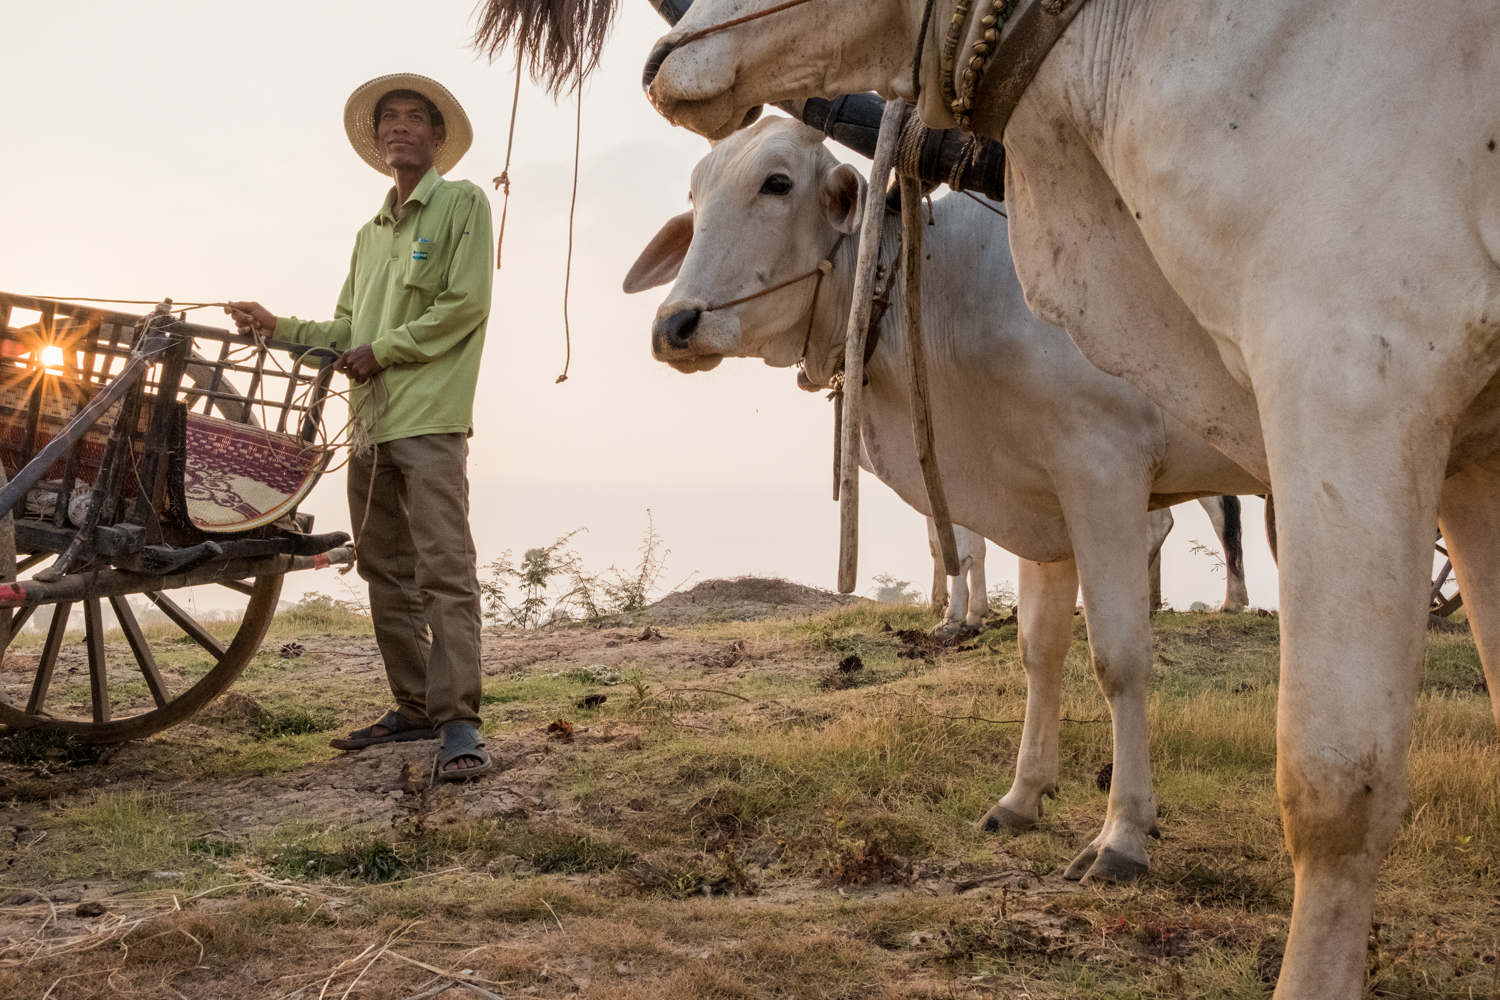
top-left (492, 51), bottom-right (524, 272)
top-left (556, 69), bottom-right (583, 385)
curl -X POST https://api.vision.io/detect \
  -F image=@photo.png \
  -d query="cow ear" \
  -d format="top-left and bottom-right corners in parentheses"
top-left (623, 210), bottom-right (694, 293)
top-left (820, 163), bottom-right (865, 234)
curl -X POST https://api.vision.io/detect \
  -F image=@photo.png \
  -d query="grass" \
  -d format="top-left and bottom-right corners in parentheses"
top-left (0, 601), bottom-right (1494, 998)
top-left (251, 707), bottom-right (339, 740)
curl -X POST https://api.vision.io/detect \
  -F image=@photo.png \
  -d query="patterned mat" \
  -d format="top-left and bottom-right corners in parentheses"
top-left (182, 413), bottom-right (326, 533)
top-left (0, 365), bottom-right (143, 495)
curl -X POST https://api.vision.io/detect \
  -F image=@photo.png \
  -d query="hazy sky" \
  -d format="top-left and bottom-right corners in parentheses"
top-left (1, 0), bottom-right (1280, 615)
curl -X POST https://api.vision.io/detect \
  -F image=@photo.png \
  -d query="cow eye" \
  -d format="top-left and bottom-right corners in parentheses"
top-left (759, 173), bottom-right (793, 195)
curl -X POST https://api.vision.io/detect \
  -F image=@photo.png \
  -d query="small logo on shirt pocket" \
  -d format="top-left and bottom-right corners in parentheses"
top-left (411, 238), bottom-right (434, 261)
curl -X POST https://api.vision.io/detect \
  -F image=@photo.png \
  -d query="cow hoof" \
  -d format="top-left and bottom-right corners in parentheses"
top-left (1062, 845), bottom-right (1098, 881)
top-left (1081, 847), bottom-right (1149, 885)
top-left (930, 621), bottom-right (969, 642)
top-left (979, 804), bottom-right (1035, 833)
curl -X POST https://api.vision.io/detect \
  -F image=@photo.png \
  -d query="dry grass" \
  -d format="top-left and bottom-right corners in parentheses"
top-left (0, 603), bottom-right (1495, 998)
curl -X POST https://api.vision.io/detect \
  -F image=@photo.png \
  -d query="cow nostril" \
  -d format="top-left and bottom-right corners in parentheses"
top-left (642, 39), bottom-right (676, 93)
top-left (656, 308), bottom-right (701, 348)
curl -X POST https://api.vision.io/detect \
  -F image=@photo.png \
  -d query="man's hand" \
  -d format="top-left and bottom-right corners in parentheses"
top-left (225, 301), bottom-right (277, 338)
top-left (335, 343), bottom-right (386, 384)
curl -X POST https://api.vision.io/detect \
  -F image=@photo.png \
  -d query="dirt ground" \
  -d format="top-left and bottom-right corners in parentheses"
top-left (632, 577), bottom-right (869, 626)
top-left (0, 580), bottom-right (1494, 999)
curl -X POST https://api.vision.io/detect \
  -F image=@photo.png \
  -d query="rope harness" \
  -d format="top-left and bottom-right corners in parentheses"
top-left (686, 231), bottom-right (845, 385)
top-left (701, 254), bottom-right (836, 313)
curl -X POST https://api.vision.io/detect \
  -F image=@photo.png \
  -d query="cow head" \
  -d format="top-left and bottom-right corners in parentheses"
top-left (642, 0), bottom-right (948, 140)
top-left (625, 117), bottom-right (865, 376)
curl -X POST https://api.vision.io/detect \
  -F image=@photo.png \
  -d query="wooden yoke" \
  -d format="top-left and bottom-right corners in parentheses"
top-left (837, 99), bottom-right (905, 594)
top-left (899, 166), bottom-right (960, 578)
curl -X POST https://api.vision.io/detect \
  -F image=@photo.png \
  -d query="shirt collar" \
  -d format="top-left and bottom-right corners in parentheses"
top-left (376, 166), bottom-right (444, 224)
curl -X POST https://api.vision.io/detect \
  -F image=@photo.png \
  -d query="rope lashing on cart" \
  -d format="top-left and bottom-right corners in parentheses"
top-left (8, 294), bottom-right (392, 573)
top-left (27, 296), bottom-right (387, 467)
top-left (22, 296), bottom-right (233, 314)
top-left (9, 296), bottom-right (373, 535)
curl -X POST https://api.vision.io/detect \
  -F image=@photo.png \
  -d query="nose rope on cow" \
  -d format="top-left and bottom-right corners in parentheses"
top-left (658, 0), bottom-right (821, 59)
top-left (700, 251), bottom-right (837, 314)
top-left (694, 230), bottom-right (851, 383)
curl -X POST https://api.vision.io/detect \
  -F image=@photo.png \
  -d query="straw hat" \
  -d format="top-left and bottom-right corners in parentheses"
top-left (343, 73), bottom-right (473, 176)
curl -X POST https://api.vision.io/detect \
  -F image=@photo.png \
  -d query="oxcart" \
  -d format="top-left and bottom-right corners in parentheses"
top-left (0, 293), bottom-right (352, 742)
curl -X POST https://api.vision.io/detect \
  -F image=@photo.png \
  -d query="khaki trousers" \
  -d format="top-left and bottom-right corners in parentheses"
top-left (346, 433), bottom-right (481, 731)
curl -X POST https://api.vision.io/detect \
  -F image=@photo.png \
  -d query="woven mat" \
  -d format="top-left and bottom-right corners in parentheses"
top-left (182, 413), bottom-right (325, 533)
top-left (0, 368), bottom-right (140, 491)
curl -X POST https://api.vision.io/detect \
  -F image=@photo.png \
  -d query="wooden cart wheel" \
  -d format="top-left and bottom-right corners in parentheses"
top-left (1431, 534), bottom-right (1464, 619)
top-left (0, 567), bottom-right (284, 744)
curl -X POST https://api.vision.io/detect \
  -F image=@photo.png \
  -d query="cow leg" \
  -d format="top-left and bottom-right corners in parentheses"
top-left (927, 517), bottom-right (949, 615)
top-left (947, 542), bottom-right (972, 627)
top-left (980, 556), bottom-right (1078, 832)
top-left (1201, 497), bottom-right (1249, 612)
top-left (1147, 507), bottom-right (1173, 614)
top-left (964, 529), bottom-right (989, 627)
top-left (932, 523), bottom-right (977, 640)
top-left (1438, 459), bottom-right (1500, 734)
top-left (1062, 500), bottom-right (1158, 884)
top-left (1266, 400), bottom-right (1448, 1000)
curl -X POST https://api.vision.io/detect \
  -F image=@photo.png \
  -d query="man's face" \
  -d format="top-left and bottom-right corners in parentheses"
top-left (377, 97), bottom-right (446, 172)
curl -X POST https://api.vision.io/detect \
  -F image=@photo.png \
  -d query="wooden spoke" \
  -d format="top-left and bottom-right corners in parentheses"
top-left (145, 591), bottom-right (226, 661)
top-left (13, 605), bottom-right (36, 632)
top-left (216, 579), bottom-right (255, 597)
top-left (109, 595), bottom-right (169, 709)
top-left (84, 598), bottom-right (110, 723)
top-left (1431, 560), bottom-right (1454, 605)
top-left (27, 601), bottom-right (71, 714)
top-left (0, 604), bottom-right (38, 664)
top-left (16, 552), bottom-right (52, 573)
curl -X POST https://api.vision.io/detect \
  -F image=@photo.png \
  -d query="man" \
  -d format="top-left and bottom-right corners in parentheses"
top-left (228, 73), bottom-right (493, 778)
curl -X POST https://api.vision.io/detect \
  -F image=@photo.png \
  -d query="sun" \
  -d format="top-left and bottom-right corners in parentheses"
top-left (40, 345), bottom-right (65, 369)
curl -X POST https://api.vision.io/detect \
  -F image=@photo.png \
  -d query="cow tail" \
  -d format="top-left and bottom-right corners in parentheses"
top-left (1222, 496), bottom-right (1244, 580)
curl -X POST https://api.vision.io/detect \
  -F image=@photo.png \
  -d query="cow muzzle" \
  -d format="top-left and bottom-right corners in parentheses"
top-left (651, 307), bottom-right (724, 372)
top-left (655, 308), bottom-right (701, 351)
top-left (642, 39), bottom-right (677, 92)
top-left (642, 35), bottom-right (763, 139)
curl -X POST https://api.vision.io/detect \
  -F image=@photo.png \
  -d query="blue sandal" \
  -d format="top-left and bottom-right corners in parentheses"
top-left (434, 723), bottom-right (492, 781)
top-left (329, 710), bottom-right (436, 751)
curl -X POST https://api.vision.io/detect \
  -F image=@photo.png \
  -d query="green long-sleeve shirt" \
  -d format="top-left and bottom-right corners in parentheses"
top-left (274, 167), bottom-right (493, 444)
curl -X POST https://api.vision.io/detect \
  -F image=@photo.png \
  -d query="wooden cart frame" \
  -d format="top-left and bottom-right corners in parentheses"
top-left (0, 293), bottom-right (353, 742)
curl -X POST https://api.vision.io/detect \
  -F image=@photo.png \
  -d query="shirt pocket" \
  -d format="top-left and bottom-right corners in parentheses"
top-left (404, 239), bottom-right (443, 293)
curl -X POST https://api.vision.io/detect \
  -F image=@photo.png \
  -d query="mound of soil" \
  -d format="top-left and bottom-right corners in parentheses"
top-left (640, 576), bottom-right (868, 625)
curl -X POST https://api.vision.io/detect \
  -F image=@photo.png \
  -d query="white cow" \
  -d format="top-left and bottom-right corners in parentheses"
top-left (928, 520), bottom-right (989, 632)
top-left (937, 495), bottom-right (1249, 634)
top-left (641, 6), bottom-right (1500, 994)
top-left (625, 117), bottom-right (1264, 880)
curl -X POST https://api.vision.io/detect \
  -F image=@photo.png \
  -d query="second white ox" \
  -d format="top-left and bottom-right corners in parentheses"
top-left (931, 493), bottom-right (1250, 634)
top-left (626, 117), bottom-right (1264, 881)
